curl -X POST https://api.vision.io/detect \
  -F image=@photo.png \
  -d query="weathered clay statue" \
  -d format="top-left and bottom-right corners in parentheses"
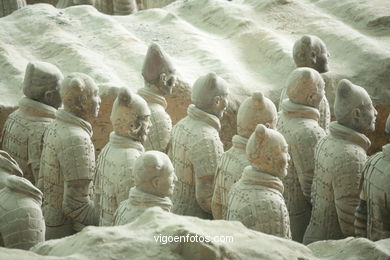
top-left (169, 72), bottom-right (228, 219)
top-left (0, 0), bottom-right (26, 17)
top-left (114, 151), bottom-right (175, 225)
top-left (355, 114), bottom-right (390, 241)
top-left (303, 79), bottom-right (377, 244)
top-left (211, 92), bottom-right (277, 220)
top-left (95, 0), bottom-right (137, 15)
top-left (95, 88), bottom-right (150, 226)
top-left (0, 150), bottom-right (45, 250)
top-left (280, 35), bottom-right (331, 132)
top-left (226, 124), bottom-right (291, 239)
top-left (1, 61), bottom-right (63, 185)
top-left (39, 72), bottom-right (101, 239)
top-left (277, 68), bottom-right (327, 242)
top-left (137, 42), bottom-right (176, 153)
top-left (56, 0), bottom-right (94, 8)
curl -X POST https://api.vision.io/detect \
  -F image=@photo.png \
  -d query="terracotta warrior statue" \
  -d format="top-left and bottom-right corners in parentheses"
top-left (355, 114), bottom-right (390, 241)
top-left (280, 35), bottom-right (331, 132)
top-left (303, 79), bottom-right (377, 244)
top-left (211, 92), bottom-right (277, 220)
top-left (114, 151), bottom-right (175, 225)
top-left (39, 72), bottom-right (101, 239)
top-left (169, 72), bottom-right (229, 219)
top-left (137, 43), bottom-right (176, 153)
top-left (0, 150), bottom-right (45, 250)
top-left (95, 0), bottom-right (137, 15)
top-left (226, 124), bottom-right (291, 239)
top-left (56, 0), bottom-right (94, 8)
top-left (95, 88), bottom-right (150, 226)
top-left (0, 0), bottom-right (26, 17)
top-left (1, 61), bottom-right (63, 186)
top-left (277, 68), bottom-right (327, 242)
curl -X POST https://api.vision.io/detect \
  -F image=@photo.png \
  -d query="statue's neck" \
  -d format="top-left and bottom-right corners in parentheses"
top-left (144, 82), bottom-right (164, 97)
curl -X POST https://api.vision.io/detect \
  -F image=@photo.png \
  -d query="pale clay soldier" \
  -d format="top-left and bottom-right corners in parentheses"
top-left (114, 151), bottom-right (176, 225)
top-left (1, 61), bottom-right (63, 185)
top-left (56, 0), bottom-right (94, 8)
top-left (138, 43), bottom-right (177, 153)
top-left (95, 88), bottom-right (151, 226)
top-left (355, 115), bottom-right (390, 241)
top-left (0, 0), bottom-right (26, 17)
top-left (95, 0), bottom-right (137, 15)
top-left (277, 68), bottom-right (327, 242)
top-left (0, 150), bottom-right (45, 250)
top-left (211, 92), bottom-right (277, 220)
top-left (39, 72), bottom-right (101, 239)
top-left (279, 35), bottom-right (331, 132)
top-left (303, 79), bottom-right (377, 244)
top-left (169, 72), bottom-right (229, 219)
top-left (226, 124), bottom-right (291, 239)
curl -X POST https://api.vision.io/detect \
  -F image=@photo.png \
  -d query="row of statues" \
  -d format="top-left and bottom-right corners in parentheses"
top-left (0, 35), bottom-right (388, 251)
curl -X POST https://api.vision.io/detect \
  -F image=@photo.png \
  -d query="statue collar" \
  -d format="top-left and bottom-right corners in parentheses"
top-left (187, 104), bottom-right (221, 131)
top-left (383, 143), bottom-right (390, 159)
top-left (138, 87), bottom-right (167, 109)
top-left (232, 135), bottom-right (248, 150)
top-left (281, 99), bottom-right (320, 121)
top-left (56, 109), bottom-right (93, 137)
top-left (329, 121), bottom-right (371, 151)
top-left (109, 132), bottom-right (144, 152)
top-left (19, 97), bottom-right (56, 120)
top-left (128, 187), bottom-right (172, 212)
top-left (240, 166), bottom-right (284, 194)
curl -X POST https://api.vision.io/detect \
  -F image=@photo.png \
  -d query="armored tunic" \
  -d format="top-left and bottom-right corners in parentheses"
top-left (39, 109), bottom-right (97, 239)
top-left (277, 100), bottom-right (326, 242)
top-left (138, 87), bottom-right (172, 153)
top-left (95, 132), bottom-right (144, 226)
top-left (114, 187), bottom-right (172, 225)
top-left (211, 135), bottom-right (248, 220)
top-left (1, 97), bottom-right (56, 185)
top-left (279, 86), bottom-right (330, 132)
top-left (95, 0), bottom-right (137, 15)
top-left (0, 0), bottom-right (26, 17)
top-left (169, 104), bottom-right (224, 219)
top-left (0, 187), bottom-right (45, 250)
top-left (357, 144), bottom-right (390, 241)
top-left (303, 122), bottom-right (370, 244)
top-left (226, 166), bottom-right (291, 239)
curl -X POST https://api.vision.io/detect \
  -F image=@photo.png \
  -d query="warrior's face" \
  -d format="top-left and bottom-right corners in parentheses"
top-left (358, 100), bottom-right (377, 133)
top-left (312, 43), bottom-right (329, 74)
top-left (159, 72), bottom-right (177, 95)
top-left (136, 115), bottom-right (152, 144)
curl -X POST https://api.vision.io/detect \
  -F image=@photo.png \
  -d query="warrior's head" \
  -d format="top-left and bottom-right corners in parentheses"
top-left (134, 151), bottom-right (177, 198)
top-left (110, 88), bottom-right (151, 143)
top-left (334, 79), bottom-right (377, 133)
top-left (246, 124), bottom-right (290, 178)
top-left (237, 92), bottom-right (277, 138)
top-left (293, 35), bottom-right (330, 73)
top-left (191, 72), bottom-right (229, 119)
top-left (23, 61), bottom-right (63, 109)
top-left (286, 67), bottom-right (325, 109)
top-left (142, 43), bottom-right (177, 96)
top-left (60, 73), bottom-right (101, 122)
